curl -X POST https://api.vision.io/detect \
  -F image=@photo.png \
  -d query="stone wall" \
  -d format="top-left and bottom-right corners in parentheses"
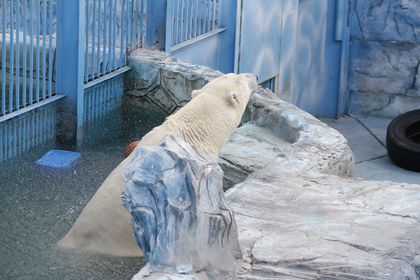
top-left (348, 0), bottom-right (420, 117)
top-left (124, 49), bottom-right (223, 114)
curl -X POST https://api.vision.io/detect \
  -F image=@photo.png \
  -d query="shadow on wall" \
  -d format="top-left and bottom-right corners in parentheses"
top-left (278, 0), bottom-right (343, 118)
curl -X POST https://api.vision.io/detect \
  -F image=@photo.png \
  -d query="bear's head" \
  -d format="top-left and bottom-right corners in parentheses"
top-left (191, 73), bottom-right (258, 119)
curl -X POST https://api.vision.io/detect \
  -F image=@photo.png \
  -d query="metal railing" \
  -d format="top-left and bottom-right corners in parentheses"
top-left (1, 0), bottom-right (55, 117)
top-left (0, 0), bottom-right (148, 158)
top-left (84, 0), bottom-right (145, 82)
top-left (167, 0), bottom-right (221, 47)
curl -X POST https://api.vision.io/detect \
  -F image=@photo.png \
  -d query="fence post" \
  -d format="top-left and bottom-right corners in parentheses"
top-left (55, 0), bottom-right (85, 145)
top-left (145, 0), bottom-right (167, 50)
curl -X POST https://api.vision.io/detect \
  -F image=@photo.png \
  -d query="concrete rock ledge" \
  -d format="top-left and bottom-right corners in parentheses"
top-left (125, 50), bottom-right (419, 279)
top-left (125, 49), bottom-right (222, 114)
top-left (123, 135), bottom-right (241, 280)
top-left (227, 171), bottom-right (420, 279)
top-left (220, 88), bottom-right (354, 189)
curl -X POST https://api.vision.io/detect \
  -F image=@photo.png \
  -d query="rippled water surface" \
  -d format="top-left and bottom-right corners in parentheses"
top-left (0, 107), bottom-right (166, 280)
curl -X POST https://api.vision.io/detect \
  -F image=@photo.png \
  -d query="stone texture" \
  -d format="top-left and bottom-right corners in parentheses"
top-left (124, 49), bottom-right (418, 279)
top-left (218, 88), bottom-right (354, 190)
top-left (216, 88), bottom-right (420, 279)
top-left (349, 90), bottom-right (420, 117)
top-left (349, 0), bottom-right (420, 42)
top-left (348, 0), bottom-right (420, 117)
top-left (122, 135), bottom-right (241, 280)
top-left (349, 41), bottom-right (420, 96)
top-left (227, 168), bottom-right (420, 279)
top-left (125, 49), bottom-right (223, 114)
top-left (219, 123), bottom-right (292, 190)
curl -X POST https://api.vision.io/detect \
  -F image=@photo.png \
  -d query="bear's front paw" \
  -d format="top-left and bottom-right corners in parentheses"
top-left (124, 140), bottom-right (141, 158)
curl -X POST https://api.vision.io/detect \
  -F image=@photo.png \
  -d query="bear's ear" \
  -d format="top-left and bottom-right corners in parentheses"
top-left (226, 91), bottom-right (239, 106)
top-left (191, 90), bottom-right (202, 99)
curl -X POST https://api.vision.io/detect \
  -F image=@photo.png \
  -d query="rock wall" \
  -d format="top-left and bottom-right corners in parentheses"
top-left (125, 49), bottom-right (222, 115)
top-left (348, 0), bottom-right (420, 117)
top-left (123, 135), bottom-right (241, 279)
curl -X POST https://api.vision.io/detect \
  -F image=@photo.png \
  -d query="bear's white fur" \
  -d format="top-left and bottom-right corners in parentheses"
top-left (58, 73), bottom-right (258, 256)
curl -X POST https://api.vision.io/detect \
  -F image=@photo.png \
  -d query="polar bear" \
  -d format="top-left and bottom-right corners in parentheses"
top-left (58, 73), bottom-right (258, 256)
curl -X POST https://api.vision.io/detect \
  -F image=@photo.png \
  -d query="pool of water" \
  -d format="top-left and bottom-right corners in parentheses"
top-left (0, 106), bottom-right (166, 280)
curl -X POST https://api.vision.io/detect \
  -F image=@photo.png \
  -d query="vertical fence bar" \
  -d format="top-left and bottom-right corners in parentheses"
top-left (35, 0), bottom-right (40, 102)
top-left (133, 0), bottom-right (138, 49)
top-left (173, 0), bottom-right (178, 46)
top-left (195, 0), bottom-right (199, 37)
top-left (15, 0), bottom-right (20, 110)
top-left (176, 0), bottom-right (181, 45)
top-left (127, 0), bottom-right (132, 50)
top-left (48, 0), bottom-right (53, 98)
top-left (56, 0), bottom-right (86, 144)
top-left (212, 0), bottom-right (217, 29)
top-left (85, 0), bottom-right (89, 82)
top-left (97, 0), bottom-right (102, 76)
top-left (107, 0), bottom-right (113, 72)
top-left (140, 0), bottom-right (145, 47)
top-left (102, 0), bottom-right (107, 75)
top-left (42, 0), bottom-right (47, 100)
top-left (1, 0), bottom-right (6, 115)
top-left (205, 0), bottom-right (209, 33)
top-left (131, 0), bottom-right (134, 48)
top-left (29, 0), bottom-right (34, 104)
top-left (185, 0), bottom-right (189, 41)
top-left (180, 0), bottom-right (184, 44)
top-left (165, 0), bottom-right (173, 50)
top-left (199, 0), bottom-right (203, 35)
top-left (91, 0), bottom-right (96, 79)
top-left (9, 0), bottom-right (14, 113)
top-left (188, 0), bottom-right (193, 40)
top-left (112, 0), bottom-right (117, 69)
top-left (23, 0), bottom-right (28, 106)
top-left (120, 0), bottom-right (125, 65)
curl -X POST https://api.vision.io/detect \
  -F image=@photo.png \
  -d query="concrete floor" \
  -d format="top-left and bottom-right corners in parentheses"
top-left (322, 115), bottom-right (419, 185)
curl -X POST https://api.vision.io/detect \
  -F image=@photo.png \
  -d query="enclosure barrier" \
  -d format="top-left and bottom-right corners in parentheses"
top-left (82, 0), bottom-right (145, 127)
top-left (84, 0), bottom-right (145, 82)
top-left (0, 0), bottom-right (147, 160)
top-left (167, 0), bottom-right (221, 48)
top-left (1, 0), bottom-right (55, 117)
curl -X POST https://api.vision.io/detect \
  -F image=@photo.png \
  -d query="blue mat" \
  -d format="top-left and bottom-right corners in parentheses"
top-left (36, 150), bottom-right (81, 168)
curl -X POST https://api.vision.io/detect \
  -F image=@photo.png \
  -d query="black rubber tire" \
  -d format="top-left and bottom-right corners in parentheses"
top-left (386, 109), bottom-right (420, 172)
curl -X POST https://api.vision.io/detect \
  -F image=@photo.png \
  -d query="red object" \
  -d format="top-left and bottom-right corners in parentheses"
top-left (124, 140), bottom-right (140, 158)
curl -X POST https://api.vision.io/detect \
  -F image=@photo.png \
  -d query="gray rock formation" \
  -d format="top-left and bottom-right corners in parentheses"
top-left (122, 135), bottom-right (241, 279)
top-left (217, 88), bottom-right (420, 279)
top-left (228, 170), bottom-right (420, 279)
top-left (125, 49), bottom-right (223, 114)
top-left (348, 0), bottom-right (420, 117)
top-left (219, 88), bottom-right (354, 189)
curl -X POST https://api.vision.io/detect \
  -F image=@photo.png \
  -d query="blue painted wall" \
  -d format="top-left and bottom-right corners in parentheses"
top-left (165, 0), bottom-right (348, 117)
top-left (279, 0), bottom-right (345, 118)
